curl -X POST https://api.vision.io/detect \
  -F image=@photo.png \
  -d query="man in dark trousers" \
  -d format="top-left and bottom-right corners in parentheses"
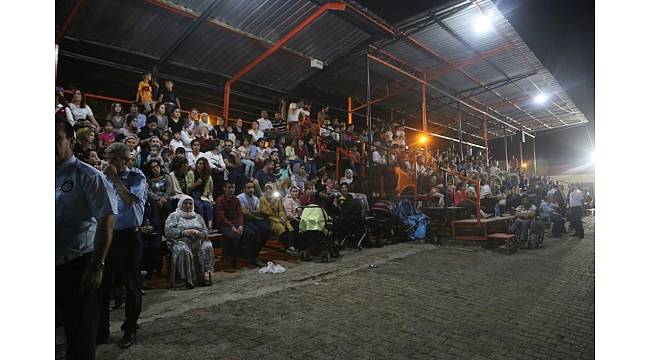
top-left (56, 118), bottom-right (117, 359)
top-left (98, 142), bottom-right (148, 349)
top-left (568, 183), bottom-right (585, 239)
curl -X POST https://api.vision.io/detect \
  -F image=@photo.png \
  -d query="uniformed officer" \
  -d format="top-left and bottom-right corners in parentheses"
top-left (97, 142), bottom-right (148, 349)
top-left (56, 118), bottom-right (118, 360)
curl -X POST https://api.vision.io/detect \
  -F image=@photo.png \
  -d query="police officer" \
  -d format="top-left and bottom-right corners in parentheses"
top-left (56, 118), bottom-right (118, 360)
top-left (97, 142), bottom-right (147, 349)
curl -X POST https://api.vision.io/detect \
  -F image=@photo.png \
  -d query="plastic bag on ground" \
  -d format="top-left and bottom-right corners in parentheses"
top-left (259, 261), bottom-right (286, 274)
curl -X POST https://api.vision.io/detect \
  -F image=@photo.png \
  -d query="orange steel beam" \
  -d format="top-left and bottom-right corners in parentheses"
top-left (421, 73), bottom-right (427, 133)
top-left (61, 90), bottom-right (232, 122)
top-left (351, 86), bottom-right (391, 112)
top-left (405, 35), bottom-right (540, 130)
top-left (56, 0), bottom-right (87, 44)
top-left (445, 169), bottom-right (481, 224)
top-left (354, 44), bottom-right (511, 111)
top-left (144, 0), bottom-right (312, 62)
top-left (370, 45), bottom-right (424, 74)
top-left (347, 97), bottom-right (353, 125)
top-left (483, 112), bottom-right (489, 166)
top-left (223, 2), bottom-right (346, 123)
top-left (344, 3), bottom-right (397, 36)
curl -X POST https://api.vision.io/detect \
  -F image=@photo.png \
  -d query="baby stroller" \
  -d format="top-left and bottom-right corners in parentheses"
top-left (299, 204), bottom-right (339, 262)
top-left (395, 198), bottom-right (430, 242)
top-left (334, 197), bottom-right (368, 250)
top-left (366, 200), bottom-right (398, 246)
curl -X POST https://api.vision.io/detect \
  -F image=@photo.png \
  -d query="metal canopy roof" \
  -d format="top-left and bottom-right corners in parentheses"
top-left (56, 0), bottom-right (588, 140)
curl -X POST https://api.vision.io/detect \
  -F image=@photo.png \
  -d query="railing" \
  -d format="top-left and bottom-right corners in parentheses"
top-left (439, 168), bottom-right (482, 224)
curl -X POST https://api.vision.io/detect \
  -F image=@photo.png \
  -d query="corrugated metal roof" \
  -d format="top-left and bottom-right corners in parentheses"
top-left (299, 0), bottom-right (588, 139)
top-left (56, 0), bottom-right (588, 140)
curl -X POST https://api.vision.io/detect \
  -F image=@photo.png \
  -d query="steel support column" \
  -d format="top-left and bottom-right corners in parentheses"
top-left (366, 54), bottom-right (533, 137)
top-left (223, 2), bottom-right (346, 123)
top-left (483, 112), bottom-right (488, 166)
top-left (458, 98), bottom-right (463, 161)
top-left (347, 97), bottom-right (353, 125)
top-left (421, 75), bottom-right (427, 133)
top-left (504, 125), bottom-right (509, 172)
top-left (533, 135), bottom-right (537, 177)
top-left (366, 52), bottom-right (373, 195)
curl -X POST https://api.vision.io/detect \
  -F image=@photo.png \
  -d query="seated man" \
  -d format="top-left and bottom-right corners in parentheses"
top-left (540, 196), bottom-right (564, 238)
top-left (215, 181), bottom-right (246, 270)
top-left (510, 194), bottom-right (543, 243)
top-left (237, 181), bottom-right (271, 267)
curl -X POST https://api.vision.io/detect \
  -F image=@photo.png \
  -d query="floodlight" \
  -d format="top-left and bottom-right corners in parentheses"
top-left (418, 134), bottom-right (429, 144)
top-left (522, 162), bottom-right (527, 168)
top-left (474, 15), bottom-right (492, 34)
top-left (534, 93), bottom-right (548, 104)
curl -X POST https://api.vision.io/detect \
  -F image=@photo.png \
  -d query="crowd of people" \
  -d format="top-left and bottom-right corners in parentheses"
top-left (55, 74), bottom-right (593, 359)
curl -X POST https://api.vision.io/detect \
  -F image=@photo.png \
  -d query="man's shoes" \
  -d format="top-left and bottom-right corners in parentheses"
top-left (118, 333), bottom-right (136, 349)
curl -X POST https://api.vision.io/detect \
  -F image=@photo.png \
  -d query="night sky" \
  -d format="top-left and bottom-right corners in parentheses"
top-left (356, 0), bottom-right (595, 170)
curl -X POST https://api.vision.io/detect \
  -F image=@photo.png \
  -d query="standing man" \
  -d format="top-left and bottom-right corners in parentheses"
top-left (568, 184), bottom-right (585, 239)
top-left (98, 142), bottom-right (148, 349)
top-left (56, 118), bottom-right (117, 360)
top-left (257, 111), bottom-right (273, 132)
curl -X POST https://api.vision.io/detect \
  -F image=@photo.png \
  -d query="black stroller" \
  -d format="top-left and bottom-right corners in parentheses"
top-left (333, 197), bottom-right (368, 250)
top-left (365, 200), bottom-right (399, 246)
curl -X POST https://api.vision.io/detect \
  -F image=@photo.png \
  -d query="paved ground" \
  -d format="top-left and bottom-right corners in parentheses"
top-left (57, 217), bottom-right (595, 359)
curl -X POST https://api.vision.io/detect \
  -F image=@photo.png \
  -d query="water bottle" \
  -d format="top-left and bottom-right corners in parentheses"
top-left (494, 204), bottom-right (501, 217)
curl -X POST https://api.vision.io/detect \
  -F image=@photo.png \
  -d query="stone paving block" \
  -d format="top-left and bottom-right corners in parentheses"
top-left (65, 219), bottom-right (596, 360)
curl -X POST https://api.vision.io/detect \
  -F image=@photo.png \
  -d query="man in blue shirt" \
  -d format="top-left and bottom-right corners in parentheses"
top-left (237, 181), bottom-right (271, 267)
top-left (540, 196), bottom-right (564, 238)
top-left (56, 119), bottom-right (118, 360)
top-left (98, 142), bottom-right (148, 349)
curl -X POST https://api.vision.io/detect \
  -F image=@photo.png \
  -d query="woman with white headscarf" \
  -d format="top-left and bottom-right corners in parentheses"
top-left (339, 169), bottom-right (369, 214)
top-left (164, 195), bottom-right (214, 288)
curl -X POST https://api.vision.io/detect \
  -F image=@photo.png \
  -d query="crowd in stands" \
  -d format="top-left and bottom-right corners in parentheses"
top-left (55, 74), bottom-right (593, 288)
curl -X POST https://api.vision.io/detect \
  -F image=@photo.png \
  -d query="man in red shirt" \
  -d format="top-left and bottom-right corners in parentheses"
top-left (215, 181), bottom-right (244, 270)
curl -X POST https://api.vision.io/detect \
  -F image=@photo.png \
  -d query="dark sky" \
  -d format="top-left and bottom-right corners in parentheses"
top-left (355, 0), bottom-right (595, 169)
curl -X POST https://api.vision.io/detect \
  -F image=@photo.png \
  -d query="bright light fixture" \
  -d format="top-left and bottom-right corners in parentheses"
top-left (474, 15), bottom-right (492, 34)
top-left (418, 134), bottom-right (429, 144)
top-left (534, 93), bottom-right (548, 104)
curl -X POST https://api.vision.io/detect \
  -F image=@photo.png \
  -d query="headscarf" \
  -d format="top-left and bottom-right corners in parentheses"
top-left (340, 169), bottom-right (354, 185)
top-left (175, 194), bottom-right (197, 219)
top-left (284, 185), bottom-right (300, 200)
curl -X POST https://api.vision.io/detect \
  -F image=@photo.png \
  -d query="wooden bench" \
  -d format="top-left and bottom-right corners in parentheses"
top-left (487, 232), bottom-right (516, 255)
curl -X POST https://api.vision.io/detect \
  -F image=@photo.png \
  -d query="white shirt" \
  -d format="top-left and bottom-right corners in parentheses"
top-left (547, 188), bottom-right (557, 197)
top-left (69, 103), bottom-right (94, 122)
top-left (480, 184), bottom-right (492, 199)
top-left (372, 151), bottom-right (386, 165)
top-left (569, 189), bottom-right (584, 207)
top-left (287, 110), bottom-right (299, 123)
top-left (169, 139), bottom-right (185, 153)
top-left (257, 117), bottom-right (273, 131)
top-left (200, 151), bottom-right (226, 170)
top-left (186, 151), bottom-right (205, 170)
top-left (248, 129), bottom-right (265, 142)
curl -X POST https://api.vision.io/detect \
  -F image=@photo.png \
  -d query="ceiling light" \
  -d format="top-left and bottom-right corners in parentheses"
top-left (534, 93), bottom-right (548, 104)
top-left (474, 15), bottom-right (492, 34)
